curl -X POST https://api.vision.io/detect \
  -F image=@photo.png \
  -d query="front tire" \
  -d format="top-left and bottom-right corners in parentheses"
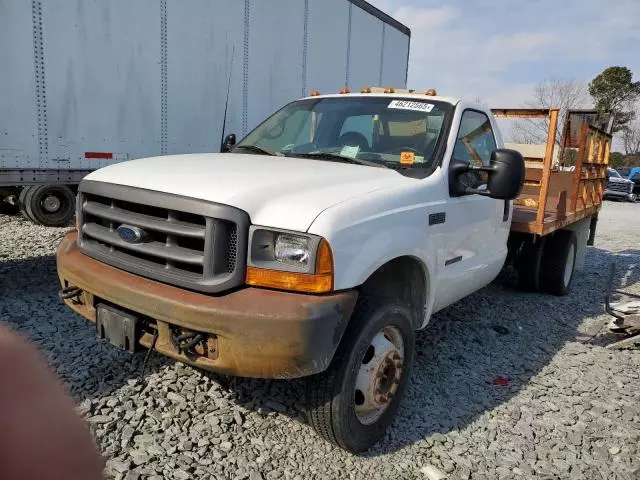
top-left (305, 297), bottom-right (415, 453)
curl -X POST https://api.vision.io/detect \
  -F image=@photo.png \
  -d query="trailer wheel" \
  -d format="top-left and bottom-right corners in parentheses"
top-left (305, 297), bottom-right (415, 452)
top-left (20, 185), bottom-right (75, 227)
top-left (18, 186), bottom-right (38, 223)
top-left (516, 237), bottom-right (546, 292)
top-left (541, 230), bottom-right (577, 296)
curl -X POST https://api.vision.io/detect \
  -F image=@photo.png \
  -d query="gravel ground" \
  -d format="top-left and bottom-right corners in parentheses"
top-left (1, 201), bottom-right (639, 480)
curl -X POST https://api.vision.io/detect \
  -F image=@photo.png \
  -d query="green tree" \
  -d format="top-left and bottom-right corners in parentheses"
top-left (589, 66), bottom-right (640, 133)
top-left (610, 151), bottom-right (625, 168)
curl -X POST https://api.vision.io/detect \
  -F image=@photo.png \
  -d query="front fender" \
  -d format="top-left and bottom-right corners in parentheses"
top-left (308, 186), bottom-right (445, 328)
top-left (334, 224), bottom-right (437, 293)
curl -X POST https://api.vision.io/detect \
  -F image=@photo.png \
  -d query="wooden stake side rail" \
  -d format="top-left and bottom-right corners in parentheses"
top-left (492, 108), bottom-right (612, 237)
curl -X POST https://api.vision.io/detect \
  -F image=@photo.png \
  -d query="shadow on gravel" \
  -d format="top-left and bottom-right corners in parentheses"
top-left (171, 245), bottom-right (640, 457)
top-left (0, 204), bottom-right (19, 215)
top-left (364, 245), bottom-right (640, 455)
top-left (0, 255), bottom-right (169, 401)
top-left (2, 244), bottom-right (639, 455)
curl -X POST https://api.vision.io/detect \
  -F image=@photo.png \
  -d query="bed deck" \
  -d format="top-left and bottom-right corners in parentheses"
top-left (492, 108), bottom-right (612, 237)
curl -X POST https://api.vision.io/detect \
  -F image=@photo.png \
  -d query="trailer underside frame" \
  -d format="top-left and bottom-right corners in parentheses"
top-left (0, 169), bottom-right (93, 187)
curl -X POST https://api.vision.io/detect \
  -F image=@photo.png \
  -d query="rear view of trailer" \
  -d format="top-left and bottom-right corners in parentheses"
top-left (0, 0), bottom-right (410, 225)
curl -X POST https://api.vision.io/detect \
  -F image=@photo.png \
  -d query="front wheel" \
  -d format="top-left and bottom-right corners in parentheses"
top-left (305, 297), bottom-right (415, 453)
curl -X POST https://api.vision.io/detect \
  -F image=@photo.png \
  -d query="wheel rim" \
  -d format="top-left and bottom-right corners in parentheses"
top-left (354, 326), bottom-right (404, 425)
top-left (42, 194), bottom-right (62, 213)
top-left (563, 243), bottom-right (575, 287)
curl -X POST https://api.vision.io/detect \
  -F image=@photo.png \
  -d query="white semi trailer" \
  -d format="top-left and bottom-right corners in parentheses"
top-left (0, 0), bottom-right (410, 225)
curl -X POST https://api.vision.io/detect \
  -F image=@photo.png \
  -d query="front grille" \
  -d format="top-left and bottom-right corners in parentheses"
top-left (607, 182), bottom-right (632, 193)
top-left (77, 181), bottom-right (249, 293)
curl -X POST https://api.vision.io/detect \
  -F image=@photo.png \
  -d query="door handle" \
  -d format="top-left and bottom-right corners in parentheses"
top-left (429, 212), bottom-right (446, 225)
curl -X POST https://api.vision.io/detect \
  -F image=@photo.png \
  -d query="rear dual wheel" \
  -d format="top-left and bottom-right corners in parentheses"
top-left (540, 230), bottom-right (577, 296)
top-left (515, 230), bottom-right (577, 296)
top-left (18, 185), bottom-right (75, 227)
top-left (305, 298), bottom-right (415, 453)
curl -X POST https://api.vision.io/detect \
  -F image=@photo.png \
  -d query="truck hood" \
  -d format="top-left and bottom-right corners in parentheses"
top-left (84, 153), bottom-right (407, 232)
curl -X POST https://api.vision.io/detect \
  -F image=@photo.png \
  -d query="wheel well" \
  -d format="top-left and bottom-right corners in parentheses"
top-left (358, 256), bottom-right (427, 329)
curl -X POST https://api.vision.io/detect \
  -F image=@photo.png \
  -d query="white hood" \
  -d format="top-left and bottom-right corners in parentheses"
top-left (84, 153), bottom-right (407, 232)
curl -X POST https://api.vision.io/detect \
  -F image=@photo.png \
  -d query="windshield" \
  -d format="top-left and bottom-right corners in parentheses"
top-left (235, 97), bottom-right (453, 170)
top-left (609, 169), bottom-right (621, 178)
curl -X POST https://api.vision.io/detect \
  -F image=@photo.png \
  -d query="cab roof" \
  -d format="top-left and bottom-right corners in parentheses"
top-left (302, 92), bottom-right (462, 107)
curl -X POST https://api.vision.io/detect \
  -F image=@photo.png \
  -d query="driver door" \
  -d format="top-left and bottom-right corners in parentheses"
top-left (433, 109), bottom-right (508, 310)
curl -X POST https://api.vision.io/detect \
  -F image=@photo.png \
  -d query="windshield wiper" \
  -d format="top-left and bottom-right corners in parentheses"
top-left (232, 145), bottom-right (279, 156)
top-left (288, 152), bottom-right (387, 169)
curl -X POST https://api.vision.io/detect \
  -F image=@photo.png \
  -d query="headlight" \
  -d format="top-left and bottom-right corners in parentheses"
top-left (246, 227), bottom-right (333, 293)
top-left (275, 234), bottom-right (311, 268)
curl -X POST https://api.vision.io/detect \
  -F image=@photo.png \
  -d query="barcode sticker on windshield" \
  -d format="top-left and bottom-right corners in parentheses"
top-left (388, 100), bottom-right (435, 113)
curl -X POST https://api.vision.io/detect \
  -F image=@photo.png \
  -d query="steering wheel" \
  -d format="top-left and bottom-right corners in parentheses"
top-left (386, 146), bottom-right (421, 155)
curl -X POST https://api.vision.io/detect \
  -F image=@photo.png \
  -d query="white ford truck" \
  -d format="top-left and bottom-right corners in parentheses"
top-left (57, 89), bottom-right (609, 452)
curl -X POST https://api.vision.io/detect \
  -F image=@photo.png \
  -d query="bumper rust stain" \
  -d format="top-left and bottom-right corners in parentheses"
top-left (57, 231), bottom-right (358, 379)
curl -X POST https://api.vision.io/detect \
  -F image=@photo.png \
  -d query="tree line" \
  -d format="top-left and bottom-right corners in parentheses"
top-left (511, 66), bottom-right (640, 168)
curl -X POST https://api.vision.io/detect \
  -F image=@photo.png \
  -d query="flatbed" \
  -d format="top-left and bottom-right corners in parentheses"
top-left (493, 108), bottom-right (611, 237)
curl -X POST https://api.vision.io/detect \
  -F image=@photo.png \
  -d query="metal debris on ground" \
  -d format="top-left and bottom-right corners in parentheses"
top-left (604, 263), bottom-right (640, 349)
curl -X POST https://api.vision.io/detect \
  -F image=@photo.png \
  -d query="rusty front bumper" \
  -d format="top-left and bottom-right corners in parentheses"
top-left (56, 231), bottom-right (358, 379)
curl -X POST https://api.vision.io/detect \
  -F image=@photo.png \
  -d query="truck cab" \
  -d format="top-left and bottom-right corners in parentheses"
top-left (57, 89), bottom-right (525, 452)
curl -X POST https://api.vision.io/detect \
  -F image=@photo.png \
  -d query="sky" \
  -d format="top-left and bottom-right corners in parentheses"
top-left (368, 0), bottom-right (640, 108)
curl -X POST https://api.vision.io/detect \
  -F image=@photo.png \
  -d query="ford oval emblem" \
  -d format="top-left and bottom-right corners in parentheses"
top-left (116, 224), bottom-right (146, 244)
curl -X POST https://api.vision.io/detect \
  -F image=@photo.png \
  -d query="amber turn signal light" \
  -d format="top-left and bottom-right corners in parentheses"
top-left (246, 240), bottom-right (334, 294)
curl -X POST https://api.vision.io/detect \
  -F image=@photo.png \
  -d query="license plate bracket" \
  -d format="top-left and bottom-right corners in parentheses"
top-left (96, 304), bottom-right (138, 353)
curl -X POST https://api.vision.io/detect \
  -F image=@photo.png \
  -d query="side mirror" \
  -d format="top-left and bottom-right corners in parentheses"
top-left (450, 149), bottom-right (525, 200)
top-left (221, 133), bottom-right (236, 153)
